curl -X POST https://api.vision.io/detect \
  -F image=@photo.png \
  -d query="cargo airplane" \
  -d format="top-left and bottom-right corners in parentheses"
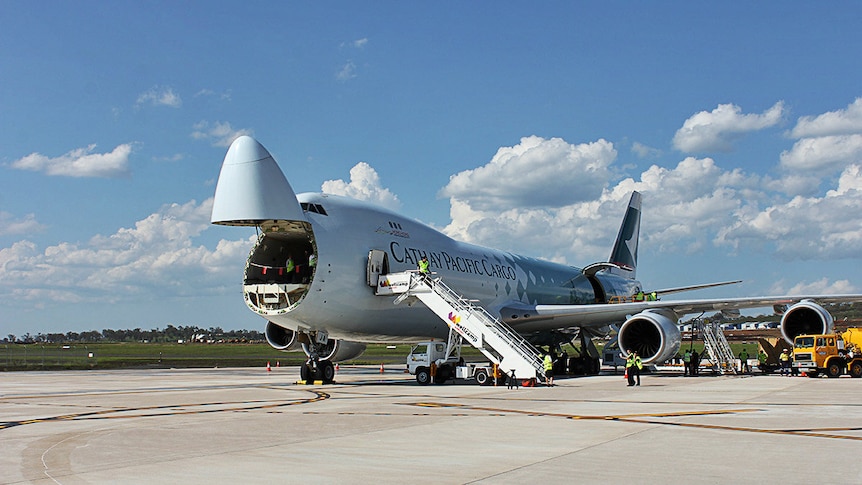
top-left (211, 135), bottom-right (862, 382)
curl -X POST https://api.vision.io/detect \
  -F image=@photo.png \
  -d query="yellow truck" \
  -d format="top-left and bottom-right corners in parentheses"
top-left (792, 328), bottom-right (862, 378)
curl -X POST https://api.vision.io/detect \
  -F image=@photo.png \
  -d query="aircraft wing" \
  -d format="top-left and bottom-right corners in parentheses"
top-left (500, 294), bottom-right (862, 332)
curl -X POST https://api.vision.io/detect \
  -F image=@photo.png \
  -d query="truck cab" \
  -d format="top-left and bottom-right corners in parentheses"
top-left (793, 333), bottom-right (862, 378)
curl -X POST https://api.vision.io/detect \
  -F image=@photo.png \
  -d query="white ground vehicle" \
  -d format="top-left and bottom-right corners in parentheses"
top-left (406, 341), bottom-right (506, 385)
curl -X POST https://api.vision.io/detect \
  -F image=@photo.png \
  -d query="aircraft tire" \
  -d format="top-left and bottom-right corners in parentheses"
top-left (300, 363), bottom-right (314, 382)
top-left (416, 368), bottom-right (431, 385)
top-left (320, 361), bottom-right (335, 383)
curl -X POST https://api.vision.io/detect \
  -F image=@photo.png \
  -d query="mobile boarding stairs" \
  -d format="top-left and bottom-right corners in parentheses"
top-left (377, 271), bottom-right (544, 381)
top-left (698, 319), bottom-right (738, 375)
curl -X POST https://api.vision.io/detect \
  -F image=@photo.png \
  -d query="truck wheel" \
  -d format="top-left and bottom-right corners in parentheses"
top-left (826, 362), bottom-right (842, 378)
top-left (416, 368), bottom-right (431, 385)
top-left (850, 361), bottom-right (862, 378)
top-left (475, 369), bottom-right (490, 386)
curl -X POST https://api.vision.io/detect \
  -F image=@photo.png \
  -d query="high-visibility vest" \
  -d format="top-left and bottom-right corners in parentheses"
top-left (285, 258), bottom-right (295, 273)
top-left (418, 259), bottom-right (430, 273)
top-left (544, 355), bottom-right (554, 371)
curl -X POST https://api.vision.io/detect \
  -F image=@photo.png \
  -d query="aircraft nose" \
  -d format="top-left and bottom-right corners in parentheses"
top-left (211, 136), bottom-right (306, 226)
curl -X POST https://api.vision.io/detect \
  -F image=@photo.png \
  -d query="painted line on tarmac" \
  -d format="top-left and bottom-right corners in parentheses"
top-left (407, 402), bottom-right (862, 441)
top-left (0, 390), bottom-right (329, 430)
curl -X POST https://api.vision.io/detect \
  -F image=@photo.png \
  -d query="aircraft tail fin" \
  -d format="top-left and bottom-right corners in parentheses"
top-left (607, 191), bottom-right (641, 280)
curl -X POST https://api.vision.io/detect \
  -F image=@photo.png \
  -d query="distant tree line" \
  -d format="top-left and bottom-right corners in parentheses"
top-left (3, 325), bottom-right (265, 344)
top-left (5, 304), bottom-right (859, 345)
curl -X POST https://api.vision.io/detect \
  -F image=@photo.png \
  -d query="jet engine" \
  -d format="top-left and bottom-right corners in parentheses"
top-left (618, 309), bottom-right (681, 364)
top-left (266, 322), bottom-right (367, 362)
top-left (265, 321), bottom-right (304, 351)
top-left (780, 300), bottom-right (834, 344)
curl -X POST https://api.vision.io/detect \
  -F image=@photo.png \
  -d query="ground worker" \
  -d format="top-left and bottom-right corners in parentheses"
top-left (543, 353), bottom-right (554, 386)
top-left (758, 349), bottom-right (767, 371)
top-left (285, 254), bottom-right (295, 283)
top-left (418, 255), bottom-right (430, 277)
top-left (626, 351), bottom-right (642, 386)
top-left (307, 252), bottom-right (316, 281)
top-left (779, 348), bottom-right (791, 376)
top-left (739, 348), bottom-right (750, 373)
top-left (683, 349), bottom-right (691, 376)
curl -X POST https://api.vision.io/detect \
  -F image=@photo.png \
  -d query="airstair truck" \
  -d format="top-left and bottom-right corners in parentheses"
top-left (406, 341), bottom-right (505, 385)
top-left (793, 328), bottom-right (862, 378)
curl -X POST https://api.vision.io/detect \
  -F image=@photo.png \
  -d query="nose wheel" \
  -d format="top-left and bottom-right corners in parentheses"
top-left (301, 359), bottom-right (336, 383)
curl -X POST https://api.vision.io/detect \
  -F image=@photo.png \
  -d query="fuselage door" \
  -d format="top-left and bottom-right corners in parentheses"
top-left (367, 249), bottom-right (390, 287)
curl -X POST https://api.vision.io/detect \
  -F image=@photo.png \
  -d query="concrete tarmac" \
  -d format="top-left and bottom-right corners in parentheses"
top-left (2, 366), bottom-right (861, 484)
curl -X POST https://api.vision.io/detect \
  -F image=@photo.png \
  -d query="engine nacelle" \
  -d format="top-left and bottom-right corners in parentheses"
top-left (780, 300), bottom-right (834, 344)
top-left (265, 321), bottom-right (304, 351)
top-left (618, 309), bottom-right (682, 365)
top-left (301, 339), bottom-right (367, 362)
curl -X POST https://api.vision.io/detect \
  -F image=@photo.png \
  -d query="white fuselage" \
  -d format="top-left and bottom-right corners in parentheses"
top-left (247, 193), bottom-right (638, 343)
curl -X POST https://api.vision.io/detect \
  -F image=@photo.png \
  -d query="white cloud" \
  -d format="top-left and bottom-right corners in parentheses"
top-left (631, 142), bottom-right (662, 159)
top-left (195, 88), bottom-right (232, 101)
top-left (0, 212), bottom-right (45, 236)
top-left (440, 135), bottom-right (616, 212)
top-left (135, 86), bottom-right (182, 108)
top-left (9, 144), bottom-right (133, 178)
top-left (341, 38), bottom-right (369, 49)
top-left (673, 102), bottom-right (785, 153)
top-left (191, 121), bottom-right (253, 147)
top-left (438, 138), bottom-right (763, 260)
top-left (717, 164), bottom-right (862, 260)
top-left (790, 98), bottom-right (862, 138)
top-left (763, 173), bottom-right (823, 197)
top-left (780, 100), bottom-right (862, 175)
top-left (769, 277), bottom-right (857, 296)
top-left (438, 133), bottom-right (862, 265)
top-left (779, 134), bottom-right (862, 172)
top-left (321, 162), bottom-right (401, 210)
top-left (0, 199), bottom-right (253, 303)
top-left (336, 60), bottom-right (357, 81)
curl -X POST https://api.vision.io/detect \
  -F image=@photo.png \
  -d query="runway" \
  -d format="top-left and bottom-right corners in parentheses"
top-left (2, 366), bottom-right (861, 484)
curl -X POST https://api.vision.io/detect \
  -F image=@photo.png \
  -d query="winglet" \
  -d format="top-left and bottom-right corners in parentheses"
top-left (606, 191), bottom-right (641, 279)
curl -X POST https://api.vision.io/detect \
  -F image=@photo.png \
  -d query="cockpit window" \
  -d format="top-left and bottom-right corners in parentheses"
top-left (301, 203), bottom-right (328, 215)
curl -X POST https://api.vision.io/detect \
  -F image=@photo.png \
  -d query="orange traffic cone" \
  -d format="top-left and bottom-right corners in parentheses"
top-left (266, 361), bottom-right (271, 372)
top-left (335, 363), bottom-right (340, 372)
top-left (276, 361), bottom-right (280, 368)
top-left (380, 363), bottom-right (385, 374)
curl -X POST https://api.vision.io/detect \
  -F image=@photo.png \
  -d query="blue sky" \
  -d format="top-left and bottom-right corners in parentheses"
top-left (2, 2), bottom-right (861, 338)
